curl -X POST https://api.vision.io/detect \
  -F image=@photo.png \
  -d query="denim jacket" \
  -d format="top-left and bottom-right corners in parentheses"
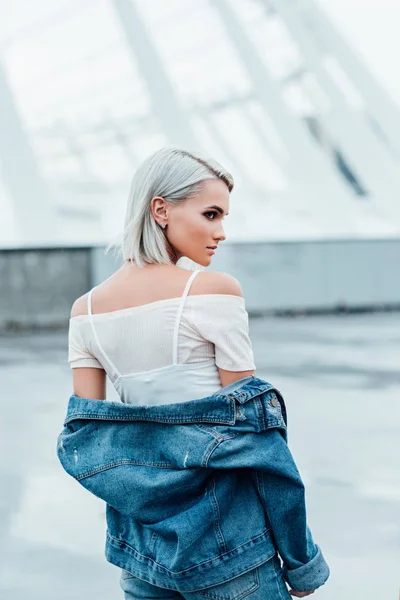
top-left (56, 375), bottom-right (329, 593)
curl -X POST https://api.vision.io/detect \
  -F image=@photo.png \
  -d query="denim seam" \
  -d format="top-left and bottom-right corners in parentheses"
top-left (204, 438), bottom-right (225, 467)
top-left (254, 397), bottom-right (266, 432)
top-left (196, 424), bottom-right (225, 441)
top-left (210, 477), bottom-right (227, 554)
top-left (65, 413), bottom-right (235, 425)
top-left (75, 459), bottom-right (176, 480)
top-left (266, 420), bottom-right (286, 430)
top-left (196, 424), bottom-right (239, 442)
top-left (198, 565), bottom-right (260, 599)
top-left (230, 384), bottom-right (274, 405)
top-left (106, 527), bottom-right (273, 575)
top-left (201, 438), bottom-right (224, 467)
top-left (271, 555), bottom-right (287, 600)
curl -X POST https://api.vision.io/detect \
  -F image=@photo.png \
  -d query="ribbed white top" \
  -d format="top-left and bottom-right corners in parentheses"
top-left (68, 270), bottom-right (256, 405)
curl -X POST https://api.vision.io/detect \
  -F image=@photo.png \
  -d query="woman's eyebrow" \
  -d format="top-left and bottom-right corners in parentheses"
top-left (205, 205), bottom-right (229, 216)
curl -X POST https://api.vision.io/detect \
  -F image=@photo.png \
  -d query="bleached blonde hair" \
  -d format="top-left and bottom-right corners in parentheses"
top-left (106, 147), bottom-right (234, 268)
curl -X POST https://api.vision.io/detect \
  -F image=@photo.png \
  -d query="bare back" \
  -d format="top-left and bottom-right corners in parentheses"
top-left (71, 263), bottom-right (256, 387)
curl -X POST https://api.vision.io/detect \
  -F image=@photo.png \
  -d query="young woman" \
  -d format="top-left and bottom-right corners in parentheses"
top-left (67, 148), bottom-right (328, 598)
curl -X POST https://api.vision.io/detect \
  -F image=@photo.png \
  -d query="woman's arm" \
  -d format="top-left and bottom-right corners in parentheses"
top-left (70, 295), bottom-right (106, 400)
top-left (72, 367), bottom-right (106, 400)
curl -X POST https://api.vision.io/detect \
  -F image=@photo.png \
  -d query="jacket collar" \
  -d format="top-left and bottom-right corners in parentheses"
top-left (64, 376), bottom-right (277, 426)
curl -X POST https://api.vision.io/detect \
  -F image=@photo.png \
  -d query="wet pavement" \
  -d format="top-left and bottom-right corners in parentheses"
top-left (1, 312), bottom-right (399, 599)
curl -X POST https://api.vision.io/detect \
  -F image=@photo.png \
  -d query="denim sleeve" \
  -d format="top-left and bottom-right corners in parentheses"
top-left (210, 429), bottom-right (330, 592)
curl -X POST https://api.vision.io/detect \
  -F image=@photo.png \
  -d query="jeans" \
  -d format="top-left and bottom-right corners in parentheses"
top-left (120, 553), bottom-right (292, 600)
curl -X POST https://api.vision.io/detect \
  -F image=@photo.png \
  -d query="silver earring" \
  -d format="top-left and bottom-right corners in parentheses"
top-left (161, 223), bottom-right (166, 229)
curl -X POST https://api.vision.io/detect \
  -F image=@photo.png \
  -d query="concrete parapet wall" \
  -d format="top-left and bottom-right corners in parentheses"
top-left (209, 238), bottom-right (400, 314)
top-left (1, 238), bottom-right (400, 330)
top-left (0, 248), bottom-right (90, 330)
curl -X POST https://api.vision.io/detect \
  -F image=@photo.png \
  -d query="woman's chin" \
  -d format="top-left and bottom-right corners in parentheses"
top-left (183, 253), bottom-right (213, 268)
top-left (201, 256), bottom-right (213, 267)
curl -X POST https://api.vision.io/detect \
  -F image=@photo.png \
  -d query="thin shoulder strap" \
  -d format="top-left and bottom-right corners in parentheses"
top-left (172, 269), bottom-right (201, 365)
top-left (87, 288), bottom-right (121, 379)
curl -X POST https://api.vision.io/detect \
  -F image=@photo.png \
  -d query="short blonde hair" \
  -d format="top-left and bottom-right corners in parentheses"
top-left (106, 148), bottom-right (234, 267)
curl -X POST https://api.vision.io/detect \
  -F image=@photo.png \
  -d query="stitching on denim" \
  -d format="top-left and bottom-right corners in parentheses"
top-left (107, 528), bottom-right (272, 575)
top-left (196, 424), bottom-right (224, 441)
top-left (210, 477), bottom-right (227, 554)
top-left (266, 419), bottom-right (286, 429)
top-left (65, 412), bottom-right (235, 425)
top-left (196, 424), bottom-right (239, 442)
top-left (254, 397), bottom-right (265, 432)
top-left (204, 438), bottom-right (226, 467)
top-left (272, 554), bottom-right (287, 600)
top-left (194, 425), bottom-right (224, 465)
top-left (76, 459), bottom-right (176, 480)
top-left (232, 383), bottom-right (275, 404)
top-left (198, 565), bottom-right (260, 599)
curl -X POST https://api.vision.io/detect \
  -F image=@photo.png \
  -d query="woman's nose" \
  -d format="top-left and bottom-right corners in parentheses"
top-left (216, 225), bottom-right (226, 242)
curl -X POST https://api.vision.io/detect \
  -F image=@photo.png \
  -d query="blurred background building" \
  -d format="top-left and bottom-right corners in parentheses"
top-left (1, 0), bottom-right (400, 327)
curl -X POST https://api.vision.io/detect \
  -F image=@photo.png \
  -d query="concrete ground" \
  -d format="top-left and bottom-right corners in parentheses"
top-left (0, 313), bottom-right (399, 599)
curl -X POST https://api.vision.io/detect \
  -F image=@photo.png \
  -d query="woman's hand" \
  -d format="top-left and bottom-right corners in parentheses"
top-left (289, 590), bottom-right (315, 597)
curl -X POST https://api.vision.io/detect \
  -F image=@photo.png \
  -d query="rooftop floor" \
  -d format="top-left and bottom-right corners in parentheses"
top-left (1, 312), bottom-right (399, 599)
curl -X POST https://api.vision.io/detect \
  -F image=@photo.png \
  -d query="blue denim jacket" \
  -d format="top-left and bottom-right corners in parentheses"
top-left (56, 375), bottom-right (329, 593)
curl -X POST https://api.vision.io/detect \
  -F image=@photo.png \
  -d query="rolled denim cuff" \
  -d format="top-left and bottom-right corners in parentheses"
top-left (283, 545), bottom-right (330, 592)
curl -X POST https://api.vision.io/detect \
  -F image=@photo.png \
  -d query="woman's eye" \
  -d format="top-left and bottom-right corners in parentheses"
top-left (204, 212), bottom-right (217, 220)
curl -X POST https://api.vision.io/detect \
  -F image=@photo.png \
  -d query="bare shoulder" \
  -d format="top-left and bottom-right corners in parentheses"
top-left (70, 293), bottom-right (90, 318)
top-left (194, 270), bottom-right (244, 297)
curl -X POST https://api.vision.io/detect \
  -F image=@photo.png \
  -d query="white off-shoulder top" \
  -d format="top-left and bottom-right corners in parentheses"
top-left (68, 269), bottom-right (256, 405)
